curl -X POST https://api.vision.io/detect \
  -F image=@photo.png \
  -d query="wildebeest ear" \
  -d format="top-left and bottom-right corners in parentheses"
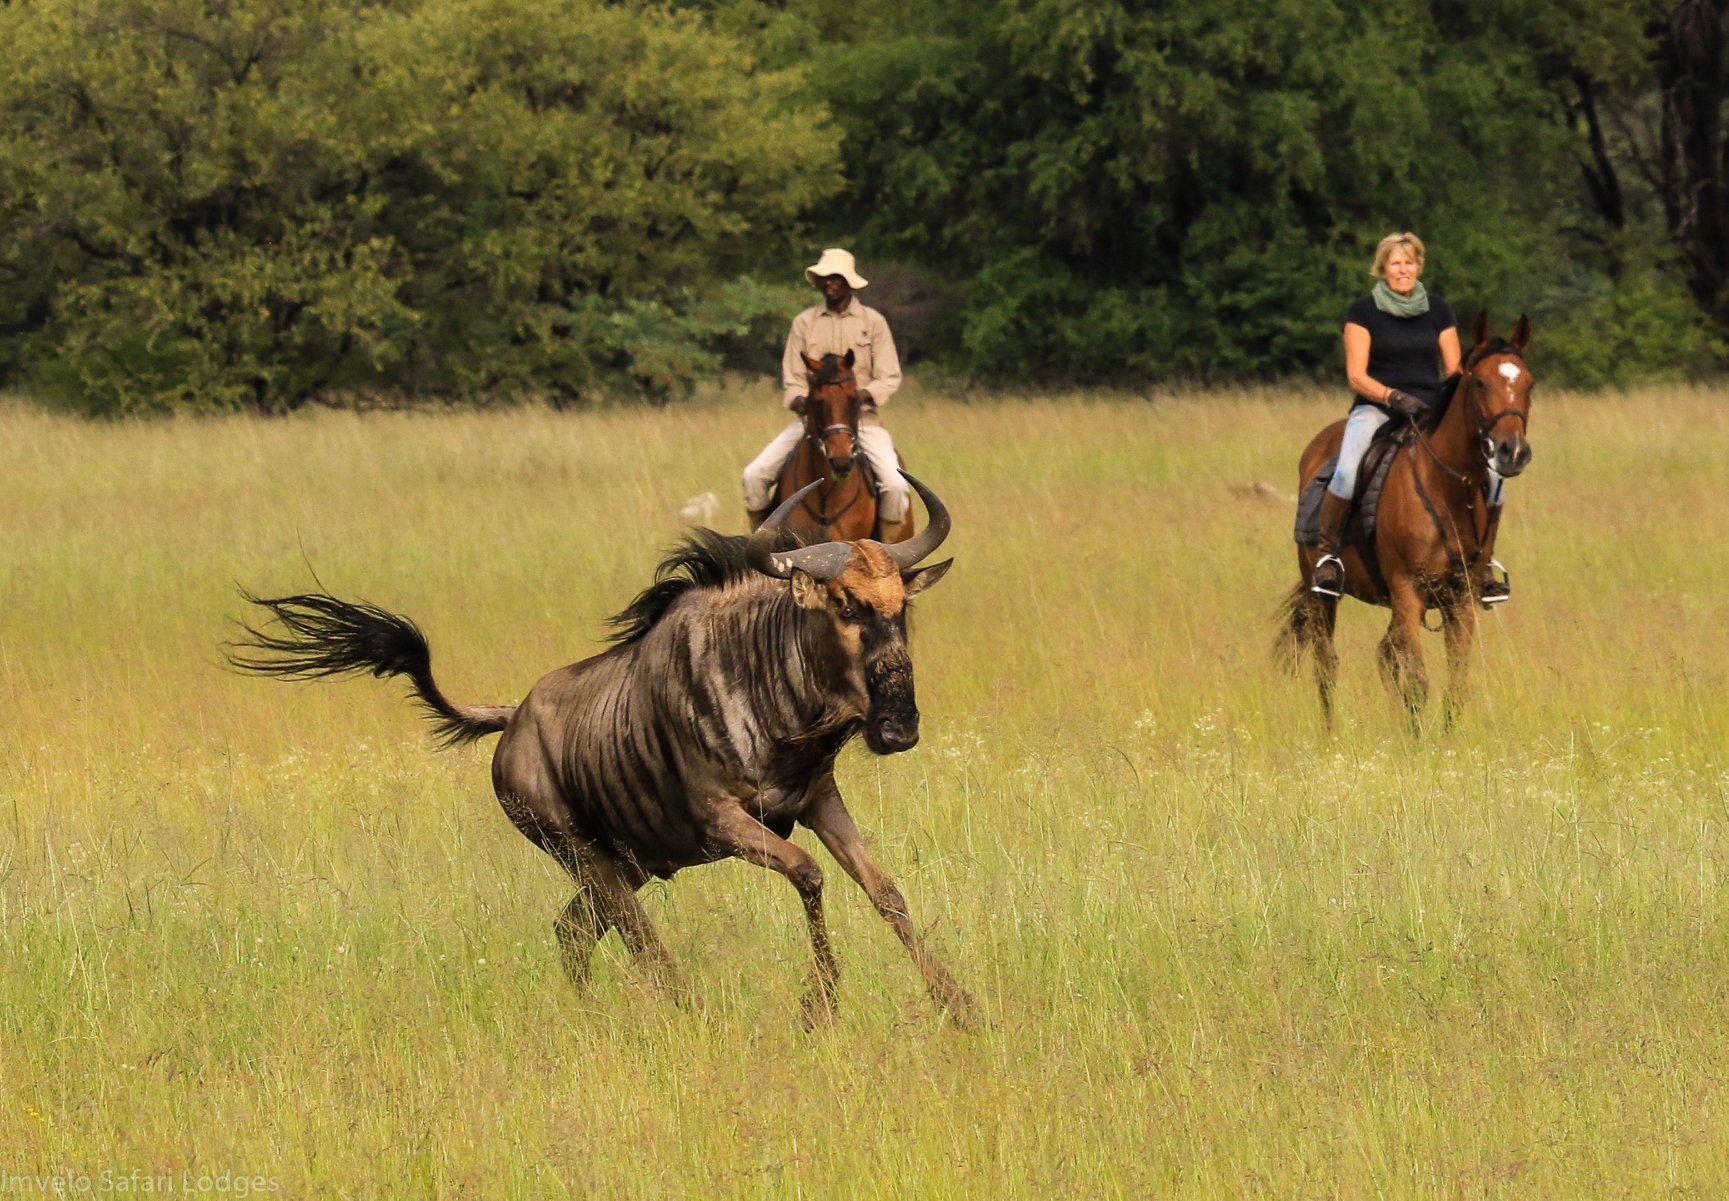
top-left (901, 558), bottom-right (953, 597)
top-left (1510, 314), bottom-right (1532, 351)
top-left (1471, 310), bottom-right (1489, 347)
top-left (790, 570), bottom-right (827, 609)
top-left (843, 349), bottom-right (855, 367)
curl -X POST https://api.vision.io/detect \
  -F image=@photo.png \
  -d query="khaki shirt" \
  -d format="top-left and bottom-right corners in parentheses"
top-left (780, 300), bottom-right (903, 412)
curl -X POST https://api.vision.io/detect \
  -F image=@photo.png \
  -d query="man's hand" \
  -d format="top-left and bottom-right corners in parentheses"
top-left (1386, 388), bottom-right (1425, 417)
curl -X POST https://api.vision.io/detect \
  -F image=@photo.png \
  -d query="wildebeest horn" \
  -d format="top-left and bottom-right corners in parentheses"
top-left (881, 473), bottom-right (950, 569)
top-left (746, 482), bottom-right (854, 581)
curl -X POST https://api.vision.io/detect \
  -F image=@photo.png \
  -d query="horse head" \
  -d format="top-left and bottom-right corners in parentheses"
top-left (1461, 313), bottom-right (1534, 478)
top-left (801, 351), bottom-right (861, 481)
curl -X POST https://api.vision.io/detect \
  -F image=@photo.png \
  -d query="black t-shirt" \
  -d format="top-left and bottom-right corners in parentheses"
top-left (1344, 293), bottom-right (1457, 411)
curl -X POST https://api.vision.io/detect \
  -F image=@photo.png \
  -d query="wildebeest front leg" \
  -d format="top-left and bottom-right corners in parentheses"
top-left (801, 781), bottom-right (979, 1028)
top-left (702, 805), bottom-right (840, 1027)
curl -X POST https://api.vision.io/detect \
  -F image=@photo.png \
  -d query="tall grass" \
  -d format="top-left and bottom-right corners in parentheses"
top-left (1, 381), bottom-right (1726, 1197)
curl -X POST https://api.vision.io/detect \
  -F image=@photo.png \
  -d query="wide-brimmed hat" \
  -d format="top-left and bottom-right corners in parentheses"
top-left (804, 248), bottom-right (868, 290)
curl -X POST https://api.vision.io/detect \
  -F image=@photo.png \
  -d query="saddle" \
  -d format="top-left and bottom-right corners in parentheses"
top-left (1293, 420), bottom-right (1411, 552)
top-left (1293, 374), bottom-right (1462, 550)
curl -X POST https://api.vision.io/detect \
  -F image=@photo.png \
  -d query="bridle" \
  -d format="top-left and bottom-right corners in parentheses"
top-left (1414, 349), bottom-right (1529, 483)
top-left (802, 367), bottom-right (861, 469)
top-left (797, 363), bottom-right (865, 527)
top-left (1405, 346), bottom-right (1532, 592)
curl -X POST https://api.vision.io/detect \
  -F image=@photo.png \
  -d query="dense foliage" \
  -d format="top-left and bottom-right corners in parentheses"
top-left (766, 0), bottom-right (1726, 387)
top-left (0, 0), bottom-right (835, 413)
top-left (0, 0), bottom-right (1725, 411)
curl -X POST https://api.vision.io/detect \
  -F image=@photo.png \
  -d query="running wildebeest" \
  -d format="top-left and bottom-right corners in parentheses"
top-left (226, 475), bottom-right (976, 1027)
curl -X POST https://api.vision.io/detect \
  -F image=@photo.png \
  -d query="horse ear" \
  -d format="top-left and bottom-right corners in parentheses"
top-left (802, 353), bottom-right (822, 373)
top-left (1471, 310), bottom-right (1489, 347)
top-left (1510, 314), bottom-right (1532, 351)
top-left (844, 349), bottom-right (855, 367)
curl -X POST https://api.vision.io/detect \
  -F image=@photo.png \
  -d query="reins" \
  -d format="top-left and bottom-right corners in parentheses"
top-left (1402, 353), bottom-right (1528, 604)
top-left (796, 380), bottom-right (865, 529)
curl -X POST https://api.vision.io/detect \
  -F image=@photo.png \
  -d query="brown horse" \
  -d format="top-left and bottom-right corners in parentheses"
top-left (1278, 313), bottom-right (1534, 729)
top-left (771, 351), bottom-right (913, 544)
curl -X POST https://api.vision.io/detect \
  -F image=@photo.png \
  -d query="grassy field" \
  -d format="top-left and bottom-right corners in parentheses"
top-left (2, 380), bottom-right (1727, 1198)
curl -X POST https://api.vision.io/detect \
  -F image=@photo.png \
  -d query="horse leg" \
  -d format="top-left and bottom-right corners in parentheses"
top-left (1310, 594), bottom-right (1341, 729)
top-left (1440, 597), bottom-right (1478, 729)
top-left (701, 804), bottom-right (841, 1028)
top-left (1377, 581), bottom-right (1430, 732)
top-left (801, 778), bottom-right (979, 1028)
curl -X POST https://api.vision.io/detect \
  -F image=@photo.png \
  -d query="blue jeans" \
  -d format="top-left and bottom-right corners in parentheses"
top-left (1327, 406), bottom-right (1390, 499)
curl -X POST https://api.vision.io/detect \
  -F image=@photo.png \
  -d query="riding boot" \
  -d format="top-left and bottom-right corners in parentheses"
top-left (746, 507), bottom-right (772, 532)
top-left (1310, 490), bottom-right (1353, 597)
top-left (1476, 504), bottom-right (1510, 607)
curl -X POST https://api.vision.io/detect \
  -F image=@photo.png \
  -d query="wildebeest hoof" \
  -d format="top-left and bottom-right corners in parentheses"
top-left (937, 985), bottom-right (982, 1031)
top-left (800, 990), bottom-right (838, 1031)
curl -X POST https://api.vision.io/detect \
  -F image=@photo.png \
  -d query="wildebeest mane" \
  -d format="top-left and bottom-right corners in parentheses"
top-left (606, 529), bottom-right (758, 645)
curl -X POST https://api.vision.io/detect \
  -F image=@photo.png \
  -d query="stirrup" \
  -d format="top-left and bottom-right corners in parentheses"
top-left (1310, 552), bottom-right (1344, 598)
top-left (1478, 559), bottom-right (1510, 607)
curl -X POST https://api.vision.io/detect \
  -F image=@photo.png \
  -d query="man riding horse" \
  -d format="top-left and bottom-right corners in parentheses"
top-left (741, 248), bottom-right (906, 531)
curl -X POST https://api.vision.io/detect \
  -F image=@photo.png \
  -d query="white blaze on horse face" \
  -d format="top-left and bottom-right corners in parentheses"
top-left (1498, 362), bottom-right (1522, 383)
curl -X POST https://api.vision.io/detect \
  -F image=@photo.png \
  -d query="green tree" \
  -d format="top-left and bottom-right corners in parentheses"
top-left (0, 0), bottom-right (836, 413)
top-left (747, 0), bottom-right (1722, 386)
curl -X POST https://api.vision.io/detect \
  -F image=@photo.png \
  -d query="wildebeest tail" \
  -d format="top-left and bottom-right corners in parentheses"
top-left (225, 591), bottom-right (515, 746)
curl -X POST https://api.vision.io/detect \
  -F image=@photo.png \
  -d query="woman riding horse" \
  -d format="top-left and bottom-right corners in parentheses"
top-left (1312, 231), bottom-right (1511, 606)
top-left (1283, 311), bottom-right (1534, 728)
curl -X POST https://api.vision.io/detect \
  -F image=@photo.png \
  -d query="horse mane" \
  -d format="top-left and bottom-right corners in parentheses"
top-left (605, 526), bottom-right (818, 645)
top-left (808, 353), bottom-right (851, 388)
top-left (1424, 335), bottom-right (1526, 430)
top-left (1463, 336), bottom-right (1522, 368)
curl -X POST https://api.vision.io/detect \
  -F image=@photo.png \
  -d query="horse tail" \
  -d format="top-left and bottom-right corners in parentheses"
top-left (1272, 583), bottom-right (1316, 674)
top-left (225, 591), bottom-right (515, 746)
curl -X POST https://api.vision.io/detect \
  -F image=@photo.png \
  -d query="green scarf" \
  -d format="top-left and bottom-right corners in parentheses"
top-left (1373, 279), bottom-right (1430, 317)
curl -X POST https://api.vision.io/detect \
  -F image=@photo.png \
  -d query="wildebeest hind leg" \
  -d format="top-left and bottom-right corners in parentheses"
top-left (702, 805), bottom-right (840, 1028)
top-left (549, 837), bottom-right (684, 998)
top-left (802, 782), bottom-right (979, 1029)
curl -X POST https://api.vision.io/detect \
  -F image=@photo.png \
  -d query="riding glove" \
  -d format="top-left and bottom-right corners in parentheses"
top-left (1385, 388), bottom-right (1426, 417)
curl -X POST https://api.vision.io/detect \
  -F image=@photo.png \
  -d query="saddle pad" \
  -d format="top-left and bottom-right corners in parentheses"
top-left (1291, 428), bottom-right (1404, 545)
top-left (1292, 456), bottom-right (1337, 545)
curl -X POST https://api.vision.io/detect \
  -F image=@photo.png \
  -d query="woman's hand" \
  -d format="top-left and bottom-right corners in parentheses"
top-left (1386, 389), bottom-right (1425, 417)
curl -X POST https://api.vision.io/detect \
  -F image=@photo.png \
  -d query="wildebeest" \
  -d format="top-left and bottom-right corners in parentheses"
top-left (226, 474), bottom-right (975, 1026)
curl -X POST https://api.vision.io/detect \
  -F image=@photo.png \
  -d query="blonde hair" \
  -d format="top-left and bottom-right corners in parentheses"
top-left (1371, 231), bottom-right (1426, 278)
